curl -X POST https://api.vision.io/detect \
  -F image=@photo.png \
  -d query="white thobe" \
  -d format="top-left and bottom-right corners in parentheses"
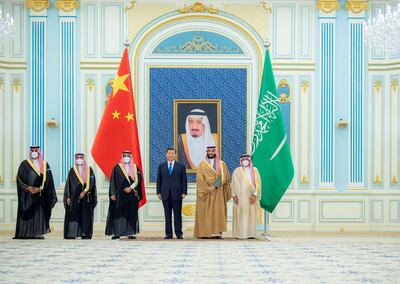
top-left (231, 166), bottom-right (261, 239)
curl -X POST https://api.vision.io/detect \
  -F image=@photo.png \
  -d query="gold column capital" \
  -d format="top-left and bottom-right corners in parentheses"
top-left (345, 0), bottom-right (369, 14)
top-left (25, 0), bottom-right (50, 12)
top-left (316, 0), bottom-right (340, 14)
top-left (55, 0), bottom-right (79, 12)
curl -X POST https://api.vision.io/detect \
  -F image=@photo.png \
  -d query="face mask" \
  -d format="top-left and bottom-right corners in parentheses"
top-left (123, 157), bottom-right (131, 164)
top-left (76, 158), bottom-right (84, 166)
top-left (242, 160), bottom-right (250, 167)
top-left (31, 151), bottom-right (39, 159)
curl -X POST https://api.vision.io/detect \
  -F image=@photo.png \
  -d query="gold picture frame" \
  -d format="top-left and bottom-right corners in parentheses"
top-left (174, 99), bottom-right (222, 173)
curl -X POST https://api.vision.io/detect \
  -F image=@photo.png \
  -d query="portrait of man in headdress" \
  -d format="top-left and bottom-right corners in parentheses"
top-left (174, 100), bottom-right (221, 171)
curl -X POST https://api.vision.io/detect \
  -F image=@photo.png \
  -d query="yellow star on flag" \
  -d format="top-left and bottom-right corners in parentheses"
top-left (112, 73), bottom-right (130, 98)
top-left (125, 112), bottom-right (134, 122)
top-left (112, 110), bottom-right (121, 119)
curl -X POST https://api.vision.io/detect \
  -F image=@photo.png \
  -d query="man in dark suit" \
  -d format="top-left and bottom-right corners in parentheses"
top-left (157, 147), bottom-right (188, 239)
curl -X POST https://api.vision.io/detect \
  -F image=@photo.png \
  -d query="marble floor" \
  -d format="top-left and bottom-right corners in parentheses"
top-left (0, 232), bottom-right (399, 283)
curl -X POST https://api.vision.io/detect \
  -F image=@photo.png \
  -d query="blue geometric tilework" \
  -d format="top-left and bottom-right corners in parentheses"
top-left (149, 68), bottom-right (247, 183)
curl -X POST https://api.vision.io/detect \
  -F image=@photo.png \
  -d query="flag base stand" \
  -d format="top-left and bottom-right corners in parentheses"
top-left (261, 232), bottom-right (271, 241)
top-left (261, 209), bottom-right (271, 241)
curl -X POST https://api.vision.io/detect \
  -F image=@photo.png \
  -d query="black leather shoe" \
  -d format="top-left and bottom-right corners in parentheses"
top-left (164, 236), bottom-right (172, 239)
top-left (112, 236), bottom-right (120, 240)
top-left (177, 236), bottom-right (183, 239)
top-left (128, 236), bottom-right (136, 240)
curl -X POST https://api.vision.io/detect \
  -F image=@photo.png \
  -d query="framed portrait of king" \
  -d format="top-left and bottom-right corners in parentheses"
top-left (174, 99), bottom-right (221, 173)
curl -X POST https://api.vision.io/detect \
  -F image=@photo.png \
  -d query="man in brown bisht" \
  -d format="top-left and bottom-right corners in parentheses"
top-left (194, 146), bottom-right (231, 239)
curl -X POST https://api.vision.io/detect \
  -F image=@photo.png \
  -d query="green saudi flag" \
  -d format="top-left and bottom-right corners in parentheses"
top-left (251, 49), bottom-right (294, 213)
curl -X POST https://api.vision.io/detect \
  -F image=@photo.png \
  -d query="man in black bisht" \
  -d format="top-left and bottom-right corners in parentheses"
top-left (105, 150), bottom-right (142, 240)
top-left (14, 146), bottom-right (58, 239)
top-left (63, 153), bottom-right (97, 239)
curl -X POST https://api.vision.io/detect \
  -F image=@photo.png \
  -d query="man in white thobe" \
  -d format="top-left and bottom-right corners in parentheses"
top-left (231, 154), bottom-right (261, 239)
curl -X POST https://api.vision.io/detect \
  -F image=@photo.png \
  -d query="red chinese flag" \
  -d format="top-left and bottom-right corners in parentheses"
top-left (91, 48), bottom-right (146, 207)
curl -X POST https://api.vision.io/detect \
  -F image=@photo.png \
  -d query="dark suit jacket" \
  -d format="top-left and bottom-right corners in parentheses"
top-left (156, 161), bottom-right (187, 201)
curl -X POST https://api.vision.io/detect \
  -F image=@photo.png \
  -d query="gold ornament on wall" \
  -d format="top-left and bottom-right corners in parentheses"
top-left (301, 175), bottom-right (308, 184)
top-left (260, 1), bottom-right (272, 13)
top-left (125, 0), bottom-right (136, 13)
top-left (316, 0), bottom-right (340, 14)
top-left (25, 0), bottom-right (50, 12)
top-left (182, 204), bottom-right (196, 217)
top-left (0, 78), bottom-right (4, 88)
top-left (86, 78), bottom-right (95, 92)
top-left (391, 79), bottom-right (399, 90)
top-left (179, 2), bottom-right (218, 14)
top-left (392, 175), bottom-right (398, 184)
top-left (301, 80), bottom-right (309, 93)
top-left (12, 78), bottom-right (21, 92)
top-left (374, 175), bottom-right (381, 184)
top-left (374, 80), bottom-right (382, 93)
top-left (55, 0), bottom-right (79, 12)
top-left (345, 0), bottom-right (368, 14)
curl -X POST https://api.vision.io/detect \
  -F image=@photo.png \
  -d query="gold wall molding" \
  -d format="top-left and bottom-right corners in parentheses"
top-left (25, 0), bottom-right (50, 12)
top-left (316, 0), bottom-right (340, 13)
top-left (260, 1), bottom-right (272, 13)
top-left (392, 175), bottom-right (398, 184)
top-left (12, 78), bottom-right (21, 92)
top-left (374, 175), bottom-right (381, 183)
top-left (55, 0), bottom-right (79, 12)
top-left (345, 0), bottom-right (368, 14)
top-left (125, 0), bottom-right (136, 13)
top-left (86, 78), bottom-right (95, 92)
top-left (178, 2), bottom-right (218, 14)
top-left (0, 78), bottom-right (4, 88)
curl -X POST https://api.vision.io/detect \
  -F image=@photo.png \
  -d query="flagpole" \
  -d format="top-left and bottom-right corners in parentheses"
top-left (261, 39), bottom-right (272, 242)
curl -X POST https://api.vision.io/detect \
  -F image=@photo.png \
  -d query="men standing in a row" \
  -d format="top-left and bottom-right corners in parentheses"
top-left (194, 146), bottom-right (231, 239)
top-left (157, 148), bottom-right (187, 239)
top-left (231, 155), bottom-right (261, 239)
top-left (63, 153), bottom-right (97, 239)
top-left (14, 146), bottom-right (58, 239)
top-left (105, 150), bottom-right (142, 240)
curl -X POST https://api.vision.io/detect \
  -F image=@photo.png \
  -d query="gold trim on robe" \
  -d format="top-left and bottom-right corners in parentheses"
top-left (73, 166), bottom-right (91, 193)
